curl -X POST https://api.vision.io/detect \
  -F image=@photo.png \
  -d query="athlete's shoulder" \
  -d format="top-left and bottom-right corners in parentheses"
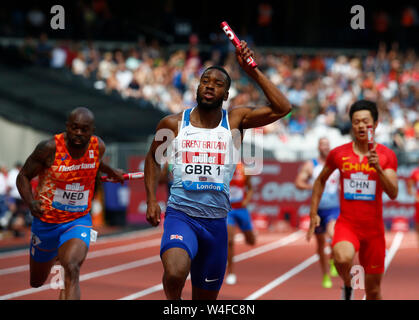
top-left (30, 137), bottom-right (56, 166)
top-left (329, 142), bottom-right (351, 158)
top-left (333, 142), bottom-right (352, 152)
top-left (94, 135), bottom-right (105, 156)
top-left (376, 143), bottom-right (396, 155)
top-left (36, 137), bottom-right (56, 154)
top-left (159, 112), bottom-right (183, 130)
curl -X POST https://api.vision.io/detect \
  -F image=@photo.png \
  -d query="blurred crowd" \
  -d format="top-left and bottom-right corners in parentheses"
top-left (0, 163), bottom-right (33, 239)
top-left (17, 33), bottom-right (419, 155)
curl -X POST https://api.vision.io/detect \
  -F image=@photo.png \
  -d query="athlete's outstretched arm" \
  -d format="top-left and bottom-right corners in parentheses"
top-left (97, 137), bottom-right (125, 183)
top-left (16, 139), bottom-right (55, 219)
top-left (145, 115), bottom-right (179, 226)
top-left (231, 41), bottom-right (292, 130)
top-left (306, 164), bottom-right (335, 241)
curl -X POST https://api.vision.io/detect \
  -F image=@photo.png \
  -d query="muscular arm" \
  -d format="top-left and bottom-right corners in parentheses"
top-left (367, 148), bottom-right (398, 200)
top-left (158, 162), bottom-right (169, 185)
top-left (145, 114), bottom-right (179, 226)
top-left (230, 41), bottom-right (291, 130)
top-left (376, 168), bottom-right (398, 200)
top-left (295, 161), bottom-right (314, 190)
top-left (306, 164), bottom-right (335, 241)
top-left (16, 139), bottom-right (55, 217)
top-left (97, 137), bottom-right (124, 182)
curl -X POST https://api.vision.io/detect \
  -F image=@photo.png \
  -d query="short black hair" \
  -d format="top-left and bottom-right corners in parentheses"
top-left (349, 100), bottom-right (378, 122)
top-left (201, 66), bottom-right (231, 90)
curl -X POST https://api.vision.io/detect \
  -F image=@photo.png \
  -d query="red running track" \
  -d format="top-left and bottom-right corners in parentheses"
top-left (0, 227), bottom-right (417, 300)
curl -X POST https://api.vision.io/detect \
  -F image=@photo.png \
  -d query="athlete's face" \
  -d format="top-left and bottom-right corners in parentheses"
top-left (66, 114), bottom-right (95, 149)
top-left (351, 110), bottom-right (376, 142)
top-left (196, 69), bottom-right (229, 110)
top-left (318, 138), bottom-right (330, 158)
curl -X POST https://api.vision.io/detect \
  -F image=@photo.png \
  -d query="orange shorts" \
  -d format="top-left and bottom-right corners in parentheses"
top-left (332, 220), bottom-right (385, 274)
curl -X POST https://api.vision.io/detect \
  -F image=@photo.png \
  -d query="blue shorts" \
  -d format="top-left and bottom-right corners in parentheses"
top-left (315, 207), bottom-right (340, 234)
top-left (30, 214), bottom-right (92, 263)
top-left (227, 207), bottom-right (253, 232)
top-left (160, 206), bottom-right (227, 291)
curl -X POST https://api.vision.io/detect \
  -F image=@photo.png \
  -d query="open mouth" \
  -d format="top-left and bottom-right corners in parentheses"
top-left (73, 138), bottom-right (84, 144)
top-left (203, 92), bottom-right (215, 100)
top-left (358, 131), bottom-right (366, 137)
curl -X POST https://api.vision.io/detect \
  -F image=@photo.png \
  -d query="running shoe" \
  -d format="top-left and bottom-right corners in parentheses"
top-left (322, 274), bottom-right (332, 288)
top-left (225, 273), bottom-right (237, 285)
top-left (330, 259), bottom-right (338, 277)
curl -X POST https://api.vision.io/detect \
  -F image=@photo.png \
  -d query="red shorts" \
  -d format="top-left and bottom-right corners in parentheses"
top-left (416, 203), bottom-right (419, 225)
top-left (332, 220), bottom-right (385, 274)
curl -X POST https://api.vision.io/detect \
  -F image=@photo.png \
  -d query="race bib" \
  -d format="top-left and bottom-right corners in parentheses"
top-left (52, 183), bottom-right (89, 212)
top-left (343, 173), bottom-right (376, 201)
top-left (181, 151), bottom-right (225, 191)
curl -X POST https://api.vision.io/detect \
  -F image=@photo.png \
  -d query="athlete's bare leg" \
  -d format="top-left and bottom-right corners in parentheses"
top-left (226, 225), bottom-right (235, 275)
top-left (57, 238), bottom-right (88, 300)
top-left (161, 247), bottom-right (191, 300)
top-left (333, 241), bottom-right (355, 287)
top-left (326, 219), bottom-right (337, 266)
top-left (326, 219), bottom-right (336, 240)
top-left (364, 273), bottom-right (382, 300)
top-left (243, 229), bottom-right (256, 246)
top-left (315, 233), bottom-right (328, 276)
top-left (29, 256), bottom-right (57, 288)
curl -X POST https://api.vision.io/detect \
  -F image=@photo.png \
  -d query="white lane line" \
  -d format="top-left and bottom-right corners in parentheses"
top-left (0, 265), bottom-right (29, 276)
top-left (120, 283), bottom-right (163, 300)
top-left (0, 249), bottom-right (27, 259)
top-left (233, 230), bottom-right (303, 263)
top-left (245, 254), bottom-right (319, 300)
top-left (0, 227), bottom-right (162, 260)
top-left (119, 230), bottom-right (304, 300)
top-left (0, 231), bottom-right (266, 276)
top-left (384, 232), bottom-right (404, 272)
top-left (0, 238), bottom-right (162, 276)
top-left (0, 255), bottom-right (161, 300)
top-left (94, 228), bottom-right (162, 244)
top-left (362, 231), bottom-right (404, 300)
top-left (119, 275), bottom-right (191, 300)
top-left (0, 230), bottom-right (303, 300)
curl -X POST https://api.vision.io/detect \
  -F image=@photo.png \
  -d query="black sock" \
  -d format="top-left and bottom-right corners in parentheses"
top-left (344, 285), bottom-right (353, 300)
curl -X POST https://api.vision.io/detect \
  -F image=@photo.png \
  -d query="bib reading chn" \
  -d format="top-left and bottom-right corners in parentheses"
top-left (343, 172), bottom-right (376, 201)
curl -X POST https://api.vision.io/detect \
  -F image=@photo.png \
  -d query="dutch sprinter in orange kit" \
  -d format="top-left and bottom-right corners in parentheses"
top-left (16, 107), bottom-right (124, 299)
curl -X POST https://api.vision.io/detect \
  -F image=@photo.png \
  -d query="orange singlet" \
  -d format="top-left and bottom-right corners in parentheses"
top-left (35, 133), bottom-right (100, 224)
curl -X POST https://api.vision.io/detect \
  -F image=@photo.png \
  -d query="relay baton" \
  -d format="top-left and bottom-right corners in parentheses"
top-left (367, 125), bottom-right (374, 151)
top-left (220, 21), bottom-right (257, 68)
top-left (100, 172), bottom-right (144, 182)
